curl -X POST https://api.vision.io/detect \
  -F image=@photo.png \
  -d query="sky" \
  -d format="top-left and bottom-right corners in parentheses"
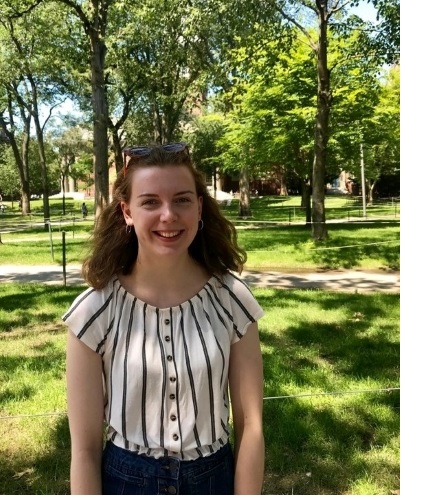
top-left (349, 1), bottom-right (378, 21)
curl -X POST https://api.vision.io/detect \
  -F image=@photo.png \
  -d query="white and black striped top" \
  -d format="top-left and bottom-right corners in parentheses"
top-left (63, 271), bottom-right (264, 461)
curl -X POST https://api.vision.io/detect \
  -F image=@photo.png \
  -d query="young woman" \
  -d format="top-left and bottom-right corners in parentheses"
top-left (63, 143), bottom-right (265, 495)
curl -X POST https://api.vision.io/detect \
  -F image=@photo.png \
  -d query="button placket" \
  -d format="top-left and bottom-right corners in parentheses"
top-left (162, 313), bottom-right (179, 448)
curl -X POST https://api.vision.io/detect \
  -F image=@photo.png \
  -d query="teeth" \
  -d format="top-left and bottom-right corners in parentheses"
top-left (157, 231), bottom-right (181, 238)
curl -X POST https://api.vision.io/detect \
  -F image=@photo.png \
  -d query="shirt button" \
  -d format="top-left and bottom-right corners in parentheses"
top-left (169, 377), bottom-right (176, 382)
top-left (169, 394), bottom-right (175, 400)
top-left (170, 414), bottom-right (177, 421)
top-left (165, 319), bottom-right (170, 325)
top-left (165, 335), bottom-right (170, 342)
top-left (167, 355), bottom-right (173, 361)
top-left (173, 434), bottom-right (179, 441)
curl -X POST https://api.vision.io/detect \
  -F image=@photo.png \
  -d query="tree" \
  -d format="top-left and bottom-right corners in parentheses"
top-left (185, 113), bottom-right (226, 196)
top-left (57, 0), bottom-right (111, 215)
top-left (220, 33), bottom-right (317, 221)
top-left (0, 0), bottom-right (72, 221)
top-left (106, 0), bottom-right (217, 172)
top-left (0, 91), bottom-right (32, 215)
top-left (342, 65), bottom-right (400, 202)
top-left (0, 147), bottom-right (21, 200)
top-left (271, 0), bottom-right (338, 240)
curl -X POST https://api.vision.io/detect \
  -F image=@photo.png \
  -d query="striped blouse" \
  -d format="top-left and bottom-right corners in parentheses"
top-left (62, 271), bottom-right (264, 460)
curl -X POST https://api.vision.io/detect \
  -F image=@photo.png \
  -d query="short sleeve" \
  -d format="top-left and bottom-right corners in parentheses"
top-left (220, 272), bottom-right (265, 343)
top-left (62, 285), bottom-right (114, 354)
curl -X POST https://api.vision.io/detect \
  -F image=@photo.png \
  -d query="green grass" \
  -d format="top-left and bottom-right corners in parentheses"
top-left (256, 287), bottom-right (400, 495)
top-left (0, 195), bottom-right (400, 494)
top-left (221, 195), bottom-right (400, 223)
top-left (238, 223), bottom-right (399, 271)
top-left (0, 284), bottom-right (399, 495)
top-left (0, 197), bottom-right (400, 271)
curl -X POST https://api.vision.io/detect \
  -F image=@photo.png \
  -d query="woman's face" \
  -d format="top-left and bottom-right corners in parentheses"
top-left (121, 165), bottom-right (202, 263)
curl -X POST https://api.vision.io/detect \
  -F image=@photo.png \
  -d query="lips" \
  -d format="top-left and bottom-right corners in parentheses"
top-left (154, 230), bottom-right (183, 238)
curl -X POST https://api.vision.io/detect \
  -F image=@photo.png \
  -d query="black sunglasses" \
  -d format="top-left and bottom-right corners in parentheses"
top-left (123, 142), bottom-right (189, 176)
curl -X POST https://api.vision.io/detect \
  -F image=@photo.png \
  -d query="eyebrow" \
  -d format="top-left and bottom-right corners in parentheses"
top-left (137, 190), bottom-right (196, 198)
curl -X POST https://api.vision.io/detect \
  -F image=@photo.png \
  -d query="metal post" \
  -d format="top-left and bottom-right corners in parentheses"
top-left (62, 231), bottom-right (66, 287)
top-left (48, 220), bottom-right (54, 261)
top-left (360, 143), bottom-right (367, 218)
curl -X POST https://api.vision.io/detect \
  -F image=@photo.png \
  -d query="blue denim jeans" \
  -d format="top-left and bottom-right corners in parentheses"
top-left (101, 441), bottom-right (234, 495)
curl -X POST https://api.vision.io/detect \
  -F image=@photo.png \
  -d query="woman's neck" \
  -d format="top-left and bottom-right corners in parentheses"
top-left (120, 255), bottom-right (210, 308)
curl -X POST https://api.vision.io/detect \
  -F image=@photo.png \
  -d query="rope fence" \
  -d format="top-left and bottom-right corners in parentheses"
top-left (0, 387), bottom-right (400, 421)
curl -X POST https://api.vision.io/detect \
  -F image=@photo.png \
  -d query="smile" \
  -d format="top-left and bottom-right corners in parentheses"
top-left (155, 230), bottom-right (183, 238)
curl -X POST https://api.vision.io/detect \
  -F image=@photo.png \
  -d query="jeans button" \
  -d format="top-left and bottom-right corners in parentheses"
top-left (168, 486), bottom-right (177, 494)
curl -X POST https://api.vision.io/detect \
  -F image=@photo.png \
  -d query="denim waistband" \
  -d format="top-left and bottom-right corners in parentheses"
top-left (103, 440), bottom-right (232, 478)
top-left (102, 440), bottom-right (234, 494)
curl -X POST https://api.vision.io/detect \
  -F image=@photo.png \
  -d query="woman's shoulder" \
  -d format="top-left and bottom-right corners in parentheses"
top-left (215, 270), bottom-right (255, 296)
top-left (212, 271), bottom-right (263, 312)
top-left (211, 271), bottom-right (264, 338)
top-left (62, 278), bottom-right (117, 321)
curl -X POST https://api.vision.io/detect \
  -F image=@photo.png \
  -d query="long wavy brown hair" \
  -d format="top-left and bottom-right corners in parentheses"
top-left (82, 145), bottom-right (247, 289)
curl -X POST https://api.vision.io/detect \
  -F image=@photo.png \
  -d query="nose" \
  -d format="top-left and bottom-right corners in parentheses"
top-left (160, 202), bottom-right (177, 222)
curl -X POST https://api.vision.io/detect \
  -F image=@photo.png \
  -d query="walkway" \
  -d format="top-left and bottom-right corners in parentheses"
top-left (0, 264), bottom-right (400, 293)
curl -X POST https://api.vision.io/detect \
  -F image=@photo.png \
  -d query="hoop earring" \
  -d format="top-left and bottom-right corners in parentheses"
top-left (125, 224), bottom-right (132, 235)
top-left (198, 219), bottom-right (204, 231)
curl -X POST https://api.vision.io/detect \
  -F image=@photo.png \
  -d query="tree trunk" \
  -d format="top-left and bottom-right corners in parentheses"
top-left (368, 180), bottom-right (376, 205)
top-left (275, 166), bottom-right (288, 196)
top-left (311, 0), bottom-right (330, 241)
top-left (91, 28), bottom-right (109, 216)
top-left (238, 166), bottom-right (252, 218)
top-left (32, 109), bottom-right (51, 228)
top-left (110, 124), bottom-right (124, 174)
top-left (0, 105), bottom-right (31, 216)
top-left (59, 0), bottom-right (110, 215)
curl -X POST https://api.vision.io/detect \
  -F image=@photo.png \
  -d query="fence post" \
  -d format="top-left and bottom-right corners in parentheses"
top-left (62, 231), bottom-right (66, 287)
top-left (47, 220), bottom-right (54, 261)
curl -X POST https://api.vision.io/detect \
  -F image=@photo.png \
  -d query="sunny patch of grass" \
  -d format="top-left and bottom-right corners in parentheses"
top-left (0, 284), bottom-right (399, 495)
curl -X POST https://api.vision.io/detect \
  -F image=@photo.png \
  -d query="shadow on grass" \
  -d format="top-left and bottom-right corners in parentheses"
top-left (238, 222), bottom-right (399, 270)
top-left (0, 285), bottom-right (85, 333)
top-left (257, 289), bottom-right (399, 494)
top-left (0, 415), bottom-right (71, 495)
top-left (0, 285), bottom-right (399, 495)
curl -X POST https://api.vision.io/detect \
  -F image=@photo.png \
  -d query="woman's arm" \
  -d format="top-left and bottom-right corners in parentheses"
top-left (229, 321), bottom-right (265, 495)
top-left (66, 330), bottom-right (104, 494)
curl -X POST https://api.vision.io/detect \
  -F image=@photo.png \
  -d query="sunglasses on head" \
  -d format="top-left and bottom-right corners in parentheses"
top-left (123, 142), bottom-right (189, 176)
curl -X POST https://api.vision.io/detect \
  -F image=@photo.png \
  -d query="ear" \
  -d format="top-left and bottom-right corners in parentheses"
top-left (120, 201), bottom-right (133, 226)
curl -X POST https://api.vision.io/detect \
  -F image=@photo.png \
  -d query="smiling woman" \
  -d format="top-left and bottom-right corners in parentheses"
top-left (120, 164), bottom-right (202, 275)
top-left (63, 143), bottom-right (266, 495)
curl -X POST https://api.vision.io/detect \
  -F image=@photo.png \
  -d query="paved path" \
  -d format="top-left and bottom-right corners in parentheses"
top-left (0, 264), bottom-right (400, 293)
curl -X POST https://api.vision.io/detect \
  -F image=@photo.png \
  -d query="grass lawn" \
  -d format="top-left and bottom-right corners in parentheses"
top-left (0, 222), bottom-right (400, 272)
top-left (0, 284), bottom-right (400, 495)
top-left (0, 195), bottom-right (400, 494)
